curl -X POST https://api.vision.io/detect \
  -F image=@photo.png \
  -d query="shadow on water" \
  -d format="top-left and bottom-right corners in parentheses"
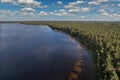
top-left (0, 23), bottom-right (95, 80)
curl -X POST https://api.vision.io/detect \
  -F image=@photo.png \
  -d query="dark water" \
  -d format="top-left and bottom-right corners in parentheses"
top-left (0, 23), bottom-right (94, 80)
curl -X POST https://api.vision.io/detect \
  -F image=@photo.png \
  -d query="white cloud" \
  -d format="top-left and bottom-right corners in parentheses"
top-left (14, 9), bottom-right (37, 18)
top-left (82, 8), bottom-right (90, 12)
top-left (68, 6), bottom-right (80, 12)
top-left (49, 12), bottom-right (54, 15)
top-left (0, 14), bottom-right (6, 18)
top-left (69, 1), bottom-right (84, 5)
top-left (64, 1), bottom-right (90, 13)
top-left (57, 1), bottom-right (63, 4)
top-left (51, 12), bottom-right (73, 16)
top-left (50, 12), bottom-right (61, 16)
top-left (1, 0), bottom-right (15, 3)
top-left (113, 14), bottom-right (120, 17)
top-left (118, 4), bottom-right (120, 6)
top-left (98, 9), bottom-right (119, 18)
top-left (100, 4), bottom-right (109, 8)
top-left (64, 1), bottom-right (84, 9)
top-left (17, 0), bottom-right (41, 6)
top-left (88, 0), bottom-right (109, 5)
top-left (59, 9), bottom-right (66, 12)
top-left (64, 4), bottom-right (74, 9)
top-left (88, 1), bottom-right (100, 5)
top-left (68, 7), bottom-right (90, 13)
top-left (21, 7), bottom-right (35, 12)
top-left (0, 0), bottom-right (47, 8)
top-left (97, 0), bottom-right (109, 2)
top-left (80, 16), bottom-right (86, 18)
top-left (99, 9), bottom-right (109, 16)
top-left (49, 9), bottom-right (75, 16)
top-left (19, 12), bottom-right (34, 16)
top-left (39, 11), bottom-right (48, 16)
top-left (0, 10), bottom-right (16, 16)
top-left (55, 9), bottom-right (67, 13)
top-left (76, 1), bottom-right (84, 4)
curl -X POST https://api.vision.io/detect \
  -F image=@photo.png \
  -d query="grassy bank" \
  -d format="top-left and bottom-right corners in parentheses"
top-left (21, 21), bottom-right (120, 80)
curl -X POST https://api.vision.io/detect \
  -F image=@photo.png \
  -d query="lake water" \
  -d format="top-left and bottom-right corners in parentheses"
top-left (0, 23), bottom-right (94, 80)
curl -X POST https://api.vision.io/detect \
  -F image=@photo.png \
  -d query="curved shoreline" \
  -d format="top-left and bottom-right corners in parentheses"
top-left (21, 23), bottom-right (95, 80)
top-left (49, 26), bottom-right (95, 80)
top-left (21, 22), bottom-right (120, 80)
top-left (20, 24), bottom-right (95, 80)
top-left (50, 25), bottom-right (95, 80)
top-left (48, 25), bottom-right (95, 80)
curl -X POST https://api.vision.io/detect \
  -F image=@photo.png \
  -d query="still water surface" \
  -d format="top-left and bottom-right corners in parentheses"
top-left (0, 23), bottom-right (94, 80)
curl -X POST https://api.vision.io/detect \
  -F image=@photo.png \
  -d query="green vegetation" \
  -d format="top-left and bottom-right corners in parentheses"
top-left (22, 21), bottom-right (120, 80)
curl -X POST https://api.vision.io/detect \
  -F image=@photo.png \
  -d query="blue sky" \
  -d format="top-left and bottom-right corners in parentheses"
top-left (0, 0), bottom-right (120, 21)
